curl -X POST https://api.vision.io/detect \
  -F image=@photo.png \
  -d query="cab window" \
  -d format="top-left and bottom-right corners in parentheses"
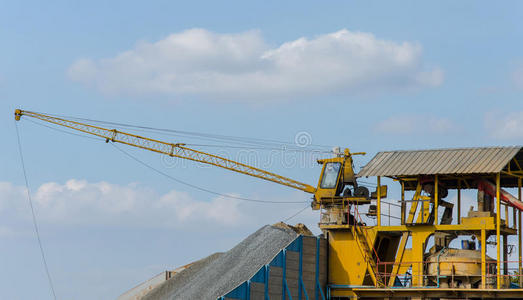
top-left (320, 162), bottom-right (341, 189)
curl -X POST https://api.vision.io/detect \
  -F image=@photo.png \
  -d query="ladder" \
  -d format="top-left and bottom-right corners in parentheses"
top-left (351, 225), bottom-right (384, 287)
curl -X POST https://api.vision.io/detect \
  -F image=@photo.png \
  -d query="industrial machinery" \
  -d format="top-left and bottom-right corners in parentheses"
top-left (15, 109), bottom-right (523, 299)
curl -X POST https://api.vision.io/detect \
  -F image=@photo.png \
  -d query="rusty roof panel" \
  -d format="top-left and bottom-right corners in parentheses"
top-left (357, 146), bottom-right (522, 177)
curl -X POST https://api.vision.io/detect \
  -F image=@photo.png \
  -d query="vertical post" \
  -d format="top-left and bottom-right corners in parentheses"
top-left (496, 173), bottom-right (501, 289)
top-left (457, 180), bottom-right (461, 224)
top-left (377, 176), bottom-right (381, 227)
top-left (264, 265), bottom-right (269, 300)
top-left (503, 234), bottom-right (508, 276)
top-left (246, 280), bottom-right (251, 300)
top-left (481, 228), bottom-right (486, 289)
top-left (519, 178), bottom-right (522, 287)
top-left (401, 181), bottom-right (405, 225)
top-left (434, 175), bottom-right (439, 225)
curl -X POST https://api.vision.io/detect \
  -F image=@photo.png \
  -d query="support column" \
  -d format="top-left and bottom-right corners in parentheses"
top-left (481, 228), bottom-right (486, 289)
top-left (377, 176), bottom-right (381, 228)
top-left (457, 181), bottom-right (461, 224)
top-left (401, 181), bottom-right (405, 225)
top-left (411, 231), bottom-right (432, 287)
top-left (496, 173), bottom-right (501, 289)
top-left (434, 175), bottom-right (439, 225)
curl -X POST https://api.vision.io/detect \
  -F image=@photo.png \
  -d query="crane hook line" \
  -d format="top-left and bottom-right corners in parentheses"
top-left (110, 143), bottom-right (309, 204)
top-left (283, 205), bottom-right (310, 223)
top-left (15, 121), bottom-right (57, 300)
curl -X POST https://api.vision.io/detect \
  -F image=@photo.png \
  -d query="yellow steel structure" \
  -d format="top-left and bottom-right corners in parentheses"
top-left (14, 109), bottom-right (365, 209)
top-left (15, 109), bottom-right (523, 299)
top-left (15, 109), bottom-right (316, 193)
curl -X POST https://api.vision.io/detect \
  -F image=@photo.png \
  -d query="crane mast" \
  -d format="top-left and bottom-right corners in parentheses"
top-left (14, 109), bottom-right (316, 194)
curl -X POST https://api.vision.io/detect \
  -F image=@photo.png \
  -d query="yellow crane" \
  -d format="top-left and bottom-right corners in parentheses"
top-left (16, 109), bottom-right (523, 298)
top-left (14, 109), bottom-right (367, 209)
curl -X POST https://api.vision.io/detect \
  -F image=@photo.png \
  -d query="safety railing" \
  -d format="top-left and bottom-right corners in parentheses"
top-left (373, 259), bottom-right (523, 289)
top-left (347, 198), bottom-right (381, 263)
top-left (486, 260), bottom-right (523, 288)
top-left (380, 200), bottom-right (402, 226)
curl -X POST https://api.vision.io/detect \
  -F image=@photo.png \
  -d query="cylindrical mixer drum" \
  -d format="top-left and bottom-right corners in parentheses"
top-left (426, 248), bottom-right (496, 288)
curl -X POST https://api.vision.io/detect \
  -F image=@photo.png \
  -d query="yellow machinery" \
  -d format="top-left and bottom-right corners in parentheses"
top-left (15, 109), bottom-right (523, 299)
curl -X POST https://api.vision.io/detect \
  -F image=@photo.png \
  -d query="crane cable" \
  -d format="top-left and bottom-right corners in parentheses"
top-left (25, 116), bottom-right (331, 153)
top-left (111, 143), bottom-right (309, 204)
top-left (31, 111), bottom-right (334, 152)
top-left (14, 121), bottom-right (57, 300)
top-left (22, 119), bottom-right (310, 204)
top-left (282, 205), bottom-right (310, 222)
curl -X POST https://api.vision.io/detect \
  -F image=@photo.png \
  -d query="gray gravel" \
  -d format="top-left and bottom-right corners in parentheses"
top-left (142, 224), bottom-right (298, 300)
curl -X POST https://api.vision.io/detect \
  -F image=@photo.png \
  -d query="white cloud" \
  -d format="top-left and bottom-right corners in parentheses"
top-left (0, 179), bottom-right (316, 231)
top-left (374, 115), bottom-right (456, 135)
top-left (485, 111), bottom-right (523, 140)
top-left (513, 63), bottom-right (523, 90)
top-left (68, 28), bottom-right (443, 101)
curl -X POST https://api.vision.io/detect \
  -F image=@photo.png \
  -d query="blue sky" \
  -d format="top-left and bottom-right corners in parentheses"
top-left (1, 1), bottom-right (523, 299)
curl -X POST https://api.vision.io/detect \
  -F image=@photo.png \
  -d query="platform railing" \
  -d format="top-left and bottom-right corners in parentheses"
top-left (373, 259), bottom-right (523, 289)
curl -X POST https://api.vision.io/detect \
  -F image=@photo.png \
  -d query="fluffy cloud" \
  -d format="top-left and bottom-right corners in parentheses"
top-left (485, 111), bottom-right (523, 140)
top-left (68, 28), bottom-right (443, 101)
top-left (374, 115), bottom-right (456, 135)
top-left (0, 179), bottom-right (315, 231)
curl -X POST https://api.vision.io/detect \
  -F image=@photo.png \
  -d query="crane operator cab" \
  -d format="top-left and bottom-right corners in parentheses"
top-left (312, 148), bottom-right (385, 226)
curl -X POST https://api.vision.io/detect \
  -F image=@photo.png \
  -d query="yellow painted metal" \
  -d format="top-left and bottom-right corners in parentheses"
top-left (496, 172), bottom-right (501, 289)
top-left (435, 175), bottom-right (439, 224)
top-left (377, 176), bottom-right (381, 227)
top-left (328, 228), bottom-right (378, 286)
top-left (458, 180), bottom-right (461, 224)
top-left (18, 108), bottom-right (523, 296)
top-left (352, 288), bottom-right (523, 299)
top-left (14, 109), bottom-right (316, 194)
top-left (401, 181), bottom-right (405, 225)
top-left (14, 109), bottom-right (21, 121)
top-left (351, 226), bottom-right (383, 287)
top-left (387, 182), bottom-right (422, 286)
top-left (329, 290), bottom-right (358, 298)
top-left (327, 216), bottom-right (497, 232)
top-left (481, 228), bottom-right (486, 288)
top-left (411, 230), bottom-right (432, 286)
top-left (314, 149), bottom-right (365, 208)
top-left (327, 170), bottom-right (519, 295)
top-left (417, 196), bottom-right (432, 224)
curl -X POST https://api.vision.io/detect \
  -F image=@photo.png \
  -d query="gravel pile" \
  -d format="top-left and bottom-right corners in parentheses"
top-left (142, 224), bottom-right (298, 300)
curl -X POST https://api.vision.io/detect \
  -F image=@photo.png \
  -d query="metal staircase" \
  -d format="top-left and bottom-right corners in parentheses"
top-left (351, 225), bottom-right (384, 287)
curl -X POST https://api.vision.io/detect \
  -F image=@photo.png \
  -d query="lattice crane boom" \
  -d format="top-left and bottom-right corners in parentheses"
top-left (14, 109), bottom-right (317, 194)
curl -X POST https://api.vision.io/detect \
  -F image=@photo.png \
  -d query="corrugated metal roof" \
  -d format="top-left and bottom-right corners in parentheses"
top-left (357, 146), bottom-right (522, 177)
